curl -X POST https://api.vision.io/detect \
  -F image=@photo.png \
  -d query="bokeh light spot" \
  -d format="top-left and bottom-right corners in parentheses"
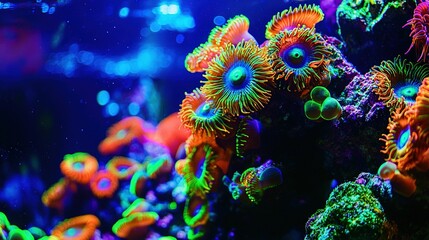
top-left (128, 102), bottom-right (140, 115)
top-left (97, 90), bottom-right (110, 106)
top-left (213, 15), bottom-right (226, 25)
top-left (107, 102), bottom-right (120, 116)
top-left (119, 7), bottom-right (130, 18)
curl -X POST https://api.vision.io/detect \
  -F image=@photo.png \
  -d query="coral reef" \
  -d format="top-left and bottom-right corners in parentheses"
top-left (5, 2), bottom-right (429, 240)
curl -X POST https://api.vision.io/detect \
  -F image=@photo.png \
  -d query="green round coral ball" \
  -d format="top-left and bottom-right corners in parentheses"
top-left (310, 86), bottom-right (330, 104)
top-left (320, 97), bottom-right (341, 120)
top-left (304, 100), bottom-right (322, 120)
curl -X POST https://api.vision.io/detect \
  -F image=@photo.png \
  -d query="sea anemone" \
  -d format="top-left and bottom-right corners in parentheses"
top-left (179, 88), bottom-right (235, 138)
top-left (60, 152), bottom-right (99, 184)
top-left (268, 26), bottom-right (331, 95)
top-left (403, 1), bottom-right (429, 62)
top-left (183, 195), bottom-right (210, 228)
top-left (265, 4), bottom-right (324, 40)
top-left (371, 56), bottom-right (429, 110)
top-left (184, 14), bottom-right (257, 74)
top-left (182, 144), bottom-right (221, 198)
top-left (122, 198), bottom-right (151, 218)
top-left (51, 215), bottom-right (100, 240)
top-left (185, 15), bottom-right (256, 73)
top-left (106, 156), bottom-right (141, 180)
top-left (112, 212), bottom-right (159, 240)
top-left (98, 116), bottom-right (154, 155)
top-left (216, 15), bottom-right (256, 46)
top-left (202, 40), bottom-right (275, 116)
top-left (380, 103), bottom-right (419, 171)
top-left (89, 170), bottom-right (119, 198)
top-left (143, 154), bottom-right (173, 179)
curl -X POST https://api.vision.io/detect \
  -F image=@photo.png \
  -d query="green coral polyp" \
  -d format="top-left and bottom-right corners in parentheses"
top-left (304, 100), bottom-right (322, 120)
top-left (183, 145), bottom-right (218, 198)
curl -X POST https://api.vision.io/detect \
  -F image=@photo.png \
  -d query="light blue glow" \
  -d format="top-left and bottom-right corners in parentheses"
top-left (213, 15), bottom-right (226, 25)
top-left (104, 61), bottom-right (115, 75)
top-left (181, 15), bottom-right (195, 29)
top-left (65, 227), bottom-right (81, 237)
top-left (115, 61), bottom-right (130, 76)
top-left (98, 178), bottom-right (111, 189)
top-left (73, 162), bottom-right (84, 171)
top-left (77, 51), bottom-right (94, 65)
top-left (150, 22), bottom-right (161, 32)
top-left (397, 126), bottom-right (411, 150)
top-left (97, 90), bottom-right (110, 106)
top-left (119, 7), bottom-right (130, 18)
top-left (116, 129), bottom-right (127, 139)
top-left (395, 83), bottom-right (420, 104)
top-left (107, 102), bottom-right (120, 116)
top-left (128, 102), bottom-right (140, 115)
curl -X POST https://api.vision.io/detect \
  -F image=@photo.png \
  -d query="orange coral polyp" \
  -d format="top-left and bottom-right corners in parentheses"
top-left (41, 178), bottom-right (68, 210)
top-left (51, 215), bottom-right (100, 240)
top-left (153, 112), bottom-right (191, 157)
top-left (184, 43), bottom-right (223, 73)
top-left (89, 170), bottom-right (119, 198)
top-left (99, 116), bottom-right (154, 155)
top-left (60, 152), bottom-right (99, 184)
top-left (412, 77), bottom-right (429, 144)
top-left (216, 15), bottom-right (256, 46)
top-left (106, 156), bottom-right (140, 180)
top-left (380, 103), bottom-right (419, 171)
top-left (265, 4), bottom-right (324, 40)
